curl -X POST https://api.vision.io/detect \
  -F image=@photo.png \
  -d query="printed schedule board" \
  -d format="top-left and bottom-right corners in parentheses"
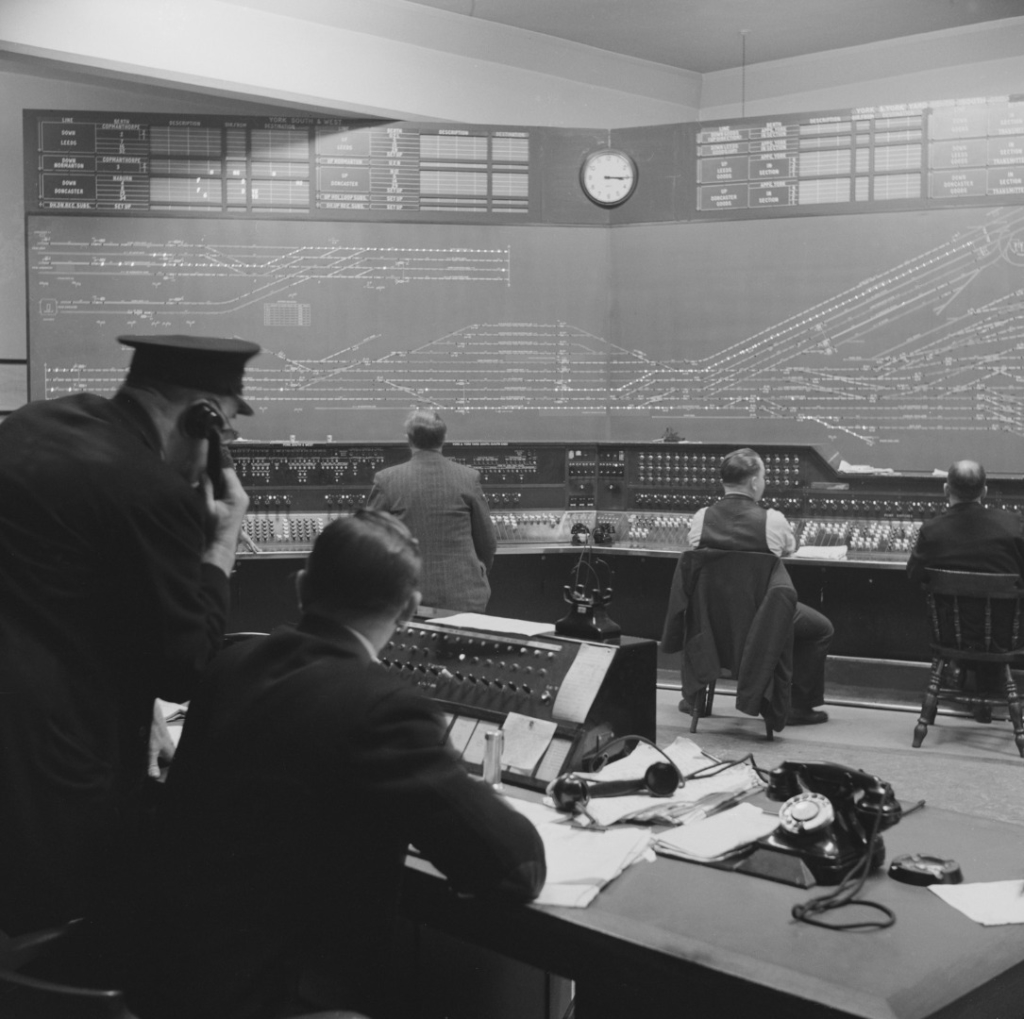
top-left (692, 96), bottom-right (1024, 218)
top-left (33, 114), bottom-right (537, 220)
top-left (21, 104), bottom-right (1024, 473)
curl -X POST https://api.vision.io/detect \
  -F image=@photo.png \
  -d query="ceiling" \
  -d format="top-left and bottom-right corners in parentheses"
top-left (394, 0), bottom-right (1024, 73)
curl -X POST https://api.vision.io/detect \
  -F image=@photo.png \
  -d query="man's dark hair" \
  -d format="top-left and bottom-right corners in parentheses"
top-left (303, 511), bottom-right (421, 614)
top-left (947, 460), bottom-right (986, 502)
top-left (405, 409), bottom-right (447, 450)
top-left (720, 447), bottom-right (763, 485)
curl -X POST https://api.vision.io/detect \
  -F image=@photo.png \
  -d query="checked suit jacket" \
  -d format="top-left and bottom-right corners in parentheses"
top-left (367, 448), bottom-right (497, 612)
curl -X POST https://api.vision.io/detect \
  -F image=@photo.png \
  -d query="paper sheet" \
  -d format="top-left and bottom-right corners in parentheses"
top-left (505, 796), bottom-right (653, 908)
top-left (653, 803), bottom-right (780, 861)
top-left (551, 642), bottom-right (616, 724)
top-left (434, 613), bottom-right (556, 637)
top-left (930, 880), bottom-right (1024, 925)
top-left (501, 712), bottom-right (557, 773)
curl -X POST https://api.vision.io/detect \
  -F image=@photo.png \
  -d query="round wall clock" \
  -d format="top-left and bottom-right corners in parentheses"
top-left (579, 149), bottom-right (638, 207)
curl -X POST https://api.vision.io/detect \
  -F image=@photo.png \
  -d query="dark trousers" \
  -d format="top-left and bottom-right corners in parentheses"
top-left (791, 602), bottom-right (833, 710)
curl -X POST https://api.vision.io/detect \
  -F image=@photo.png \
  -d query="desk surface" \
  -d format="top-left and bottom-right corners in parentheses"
top-left (403, 803), bottom-right (1024, 1019)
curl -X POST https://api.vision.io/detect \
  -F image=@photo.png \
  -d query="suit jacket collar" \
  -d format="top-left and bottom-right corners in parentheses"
top-left (297, 609), bottom-right (375, 663)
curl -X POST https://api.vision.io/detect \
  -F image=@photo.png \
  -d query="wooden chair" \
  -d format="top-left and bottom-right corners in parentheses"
top-left (914, 568), bottom-right (1024, 756)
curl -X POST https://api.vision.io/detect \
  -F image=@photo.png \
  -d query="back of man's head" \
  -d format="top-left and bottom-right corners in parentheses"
top-left (720, 447), bottom-right (763, 486)
top-left (946, 460), bottom-right (986, 503)
top-left (302, 511), bottom-right (421, 617)
top-left (405, 409), bottom-right (446, 450)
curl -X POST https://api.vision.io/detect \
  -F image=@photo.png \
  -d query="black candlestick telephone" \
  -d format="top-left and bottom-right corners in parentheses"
top-left (181, 400), bottom-right (231, 500)
top-left (756, 761), bottom-right (902, 885)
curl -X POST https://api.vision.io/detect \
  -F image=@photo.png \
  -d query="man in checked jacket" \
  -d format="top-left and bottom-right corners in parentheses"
top-left (366, 409), bottom-right (497, 612)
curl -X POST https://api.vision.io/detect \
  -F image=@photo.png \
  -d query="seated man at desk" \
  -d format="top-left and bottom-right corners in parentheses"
top-left (684, 447), bottom-right (833, 725)
top-left (906, 459), bottom-right (1024, 720)
top-left (128, 509), bottom-right (545, 1019)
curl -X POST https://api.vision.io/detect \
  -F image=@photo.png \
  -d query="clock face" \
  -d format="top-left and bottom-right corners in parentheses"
top-left (580, 149), bottom-right (638, 207)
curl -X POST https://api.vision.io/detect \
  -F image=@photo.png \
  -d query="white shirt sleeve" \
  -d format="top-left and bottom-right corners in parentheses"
top-left (687, 507), bottom-right (706, 549)
top-left (765, 509), bottom-right (797, 557)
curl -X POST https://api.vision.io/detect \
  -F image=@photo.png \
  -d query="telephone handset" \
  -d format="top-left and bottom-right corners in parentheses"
top-left (757, 761), bottom-right (902, 885)
top-left (181, 400), bottom-right (231, 500)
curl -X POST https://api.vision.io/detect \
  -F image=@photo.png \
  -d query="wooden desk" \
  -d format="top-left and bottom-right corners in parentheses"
top-left (402, 805), bottom-right (1024, 1019)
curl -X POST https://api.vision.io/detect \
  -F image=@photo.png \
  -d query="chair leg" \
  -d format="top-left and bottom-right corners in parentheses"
top-left (913, 656), bottom-right (946, 748)
top-left (689, 687), bottom-right (703, 733)
top-left (763, 717), bottom-right (773, 742)
top-left (704, 674), bottom-right (718, 717)
top-left (1004, 666), bottom-right (1024, 759)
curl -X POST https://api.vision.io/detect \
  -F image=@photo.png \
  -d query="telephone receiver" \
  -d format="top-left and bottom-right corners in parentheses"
top-left (548, 761), bottom-right (680, 812)
top-left (181, 400), bottom-right (230, 500)
top-left (758, 761), bottom-right (902, 885)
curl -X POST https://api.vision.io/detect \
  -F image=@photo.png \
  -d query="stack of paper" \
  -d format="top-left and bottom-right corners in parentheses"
top-left (551, 737), bottom-right (765, 828)
top-left (792, 545), bottom-right (848, 560)
top-left (506, 796), bottom-right (653, 908)
top-left (653, 802), bottom-right (780, 862)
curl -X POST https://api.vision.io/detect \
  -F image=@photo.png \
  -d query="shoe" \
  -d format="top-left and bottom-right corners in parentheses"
top-left (787, 709), bottom-right (829, 726)
top-left (973, 702), bottom-right (993, 724)
top-left (678, 698), bottom-right (694, 715)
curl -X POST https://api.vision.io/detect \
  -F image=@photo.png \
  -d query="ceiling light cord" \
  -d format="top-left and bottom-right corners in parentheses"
top-left (740, 29), bottom-right (748, 118)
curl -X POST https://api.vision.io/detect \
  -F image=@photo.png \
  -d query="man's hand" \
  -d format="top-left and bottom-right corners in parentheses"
top-left (202, 466), bottom-right (249, 577)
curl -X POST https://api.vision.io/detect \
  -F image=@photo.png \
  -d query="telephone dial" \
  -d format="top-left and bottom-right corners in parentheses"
top-left (181, 400), bottom-right (231, 499)
top-left (757, 761), bottom-right (902, 885)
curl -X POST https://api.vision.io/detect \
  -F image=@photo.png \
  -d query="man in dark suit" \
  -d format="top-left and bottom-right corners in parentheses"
top-left (0, 334), bottom-right (256, 936)
top-left (127, 510), bottom-right (545, 1019)
top-left (907, 459), bottom-right (1024, 719)
top-left (683, 447), bottom-right (833, 725)
top-left (366, 409), bottom-right (497, 612)
top-left (907, 460), bottom-right (1024, 586)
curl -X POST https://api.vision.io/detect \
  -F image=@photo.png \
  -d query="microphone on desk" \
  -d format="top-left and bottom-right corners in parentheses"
top-left (548, 761), bottom-right (680, 812)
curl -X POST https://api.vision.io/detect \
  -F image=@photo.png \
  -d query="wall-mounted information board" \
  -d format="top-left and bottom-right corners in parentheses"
top-left (21, 106), bottom-right (1024, 473)
top-left (694, 96), bottom-right (1024, 217)
top-left (30, 112), bottom-right (536, 220)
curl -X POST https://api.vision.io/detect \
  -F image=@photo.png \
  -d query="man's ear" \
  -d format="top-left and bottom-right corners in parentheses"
top-left (295, 569), bottom-right (309, 611)
top-left (398, 590), bottom-right (422, 625)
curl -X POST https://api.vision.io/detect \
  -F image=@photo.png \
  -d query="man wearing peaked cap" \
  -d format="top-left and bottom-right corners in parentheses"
top-left (0, 333), bottom-right (259, 940)
top-left (119, 334), bottom-right (259, 415)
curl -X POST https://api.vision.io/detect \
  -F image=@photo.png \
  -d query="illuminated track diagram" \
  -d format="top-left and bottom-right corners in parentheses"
top-left (31, 237), bottom-right (511, 319)
top-left (34, 208), bottom-right (1024, 445)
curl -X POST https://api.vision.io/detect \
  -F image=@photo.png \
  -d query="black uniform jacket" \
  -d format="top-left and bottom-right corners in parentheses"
top-left (129, 613), bottom-right (545, 1019)
top-left (0, 392), bottom-right (229, 933)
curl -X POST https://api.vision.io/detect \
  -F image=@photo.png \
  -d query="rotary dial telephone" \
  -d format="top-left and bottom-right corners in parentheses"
top-left (757, 761), bottom-right (902, 885)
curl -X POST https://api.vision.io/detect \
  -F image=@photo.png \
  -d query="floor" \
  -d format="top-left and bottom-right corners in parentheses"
top-left (653, 674), bottom-right (1024, 828)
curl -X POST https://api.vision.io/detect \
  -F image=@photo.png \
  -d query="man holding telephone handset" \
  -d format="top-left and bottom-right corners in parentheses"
top-left (0, 333), bottom-right (257, 939)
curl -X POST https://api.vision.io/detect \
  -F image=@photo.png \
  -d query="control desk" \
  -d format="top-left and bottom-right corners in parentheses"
top-left (226, 441), bottom-right (1024, 663)
top-left (380, 619), bottom-right (657, 792)
top-left (230, 440), bottom-right (1024, 559)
